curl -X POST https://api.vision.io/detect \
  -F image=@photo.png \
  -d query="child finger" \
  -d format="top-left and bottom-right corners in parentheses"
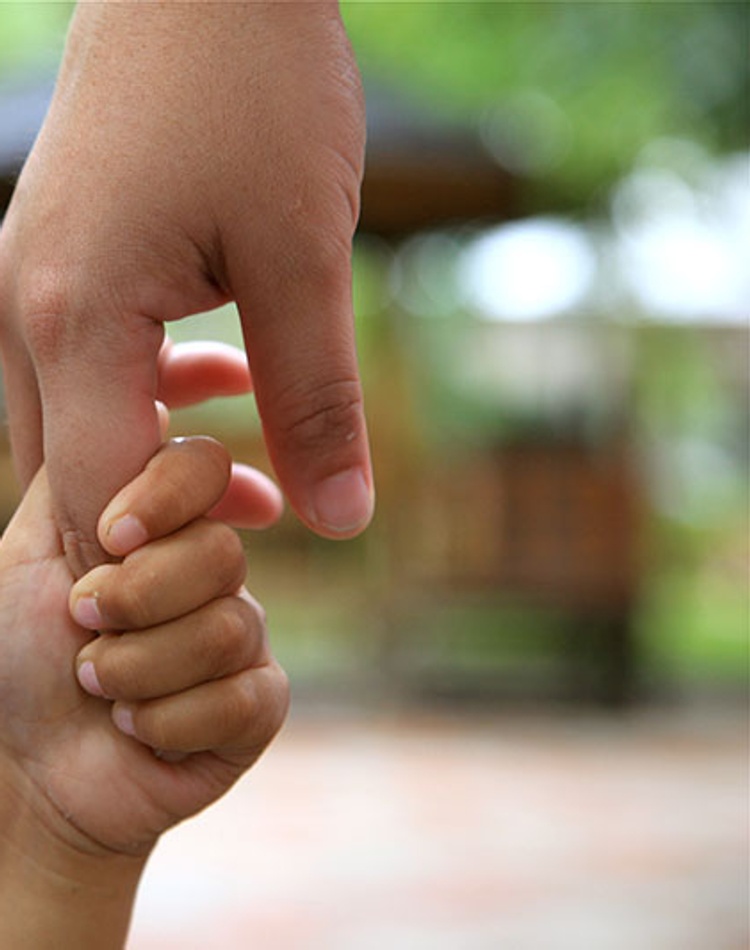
top-left (71, 518), bottom-right (247, 631)
top-left (110, 663), bottom-right (289, 757)
top-left (98, 436), bottom-right (232, 557)
top-left (76, 593), bottom-right (267, 702)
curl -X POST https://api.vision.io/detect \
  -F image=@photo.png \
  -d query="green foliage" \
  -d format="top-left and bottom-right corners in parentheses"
top-left (639, 568), bottom-right (748, 685)
top-left (3, 2), bottom-right (744, 201)
top-left (343, 1), bottom-right (748, 202)
top-left (0, 2), bottom-right (72, 76)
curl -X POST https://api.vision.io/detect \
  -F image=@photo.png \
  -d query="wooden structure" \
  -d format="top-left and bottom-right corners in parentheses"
top-left (379, 436), bottom-right (642, 705)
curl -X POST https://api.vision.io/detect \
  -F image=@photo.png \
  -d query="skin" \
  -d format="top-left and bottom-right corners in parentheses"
top-left (0, 348), bottom-right (289, 949)
top-left (0, 436), bottom-right (289, 949)
top-left (0, 0), bottom-right (373, 580)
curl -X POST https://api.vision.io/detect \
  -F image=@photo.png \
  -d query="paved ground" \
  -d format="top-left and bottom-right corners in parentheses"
top-left (128, 701), bottom-right (747, 950)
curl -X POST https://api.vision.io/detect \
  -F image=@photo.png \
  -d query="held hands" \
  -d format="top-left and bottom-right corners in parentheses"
top-left (0, 341), bottom-right (287, 946)
top-left (0, 1), bottom-right (373, 578)
top-left (0, 435), bottom-right (289, 860)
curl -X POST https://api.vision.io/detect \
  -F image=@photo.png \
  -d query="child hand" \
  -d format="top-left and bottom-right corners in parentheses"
top-left (0, 436), bottom-right (289, 860)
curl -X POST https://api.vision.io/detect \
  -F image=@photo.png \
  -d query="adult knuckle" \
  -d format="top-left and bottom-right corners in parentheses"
top-left (278, 378), bottom-right (364, 457)
top-left (18, 264), bottom-right (76, 361)
top-left (273, 185), bottom-right (353, 293)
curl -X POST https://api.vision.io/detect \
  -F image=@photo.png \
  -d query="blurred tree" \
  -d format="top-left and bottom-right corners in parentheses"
top-left (2, 1), bottom-right (745, 209)
top-left (0, 2), bottom-right (72, 76)
top-left (343, 1), bottom-right (748, 208)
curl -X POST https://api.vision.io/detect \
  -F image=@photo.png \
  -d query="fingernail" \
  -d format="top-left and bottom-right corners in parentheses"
top-left (77, 660), bottom-right (105, 698)
top-left (105, 514), bottom-right (148, 556)
top-left (112, 705), bottom-right (136, 738)
top-left (72, 595), bottom-right (103, 630)
top-left (311, 467), bottom-right (374, 534)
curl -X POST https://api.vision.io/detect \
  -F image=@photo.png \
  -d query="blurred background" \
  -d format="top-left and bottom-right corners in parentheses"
top-left (1, 3), bottom-right (747, 948)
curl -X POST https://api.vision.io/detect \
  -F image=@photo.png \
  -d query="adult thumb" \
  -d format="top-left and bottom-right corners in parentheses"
top-left (227, 233), bottom-right (374, 540)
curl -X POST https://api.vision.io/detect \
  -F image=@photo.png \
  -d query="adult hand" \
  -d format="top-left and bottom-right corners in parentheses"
top-left (0, 436), bottom-right (289, 947)
top-left (0, 1), bottom-right (373, 578)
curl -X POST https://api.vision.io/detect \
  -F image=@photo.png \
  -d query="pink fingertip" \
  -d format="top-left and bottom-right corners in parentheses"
top-left (105, 514), bottom-right (149, 555)
top-left (77, 660), bottom-right (105, 698)
top-left (72, 595), bottom-right (103, 630)
top-left (112, 705), bottom-right (136, 738)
